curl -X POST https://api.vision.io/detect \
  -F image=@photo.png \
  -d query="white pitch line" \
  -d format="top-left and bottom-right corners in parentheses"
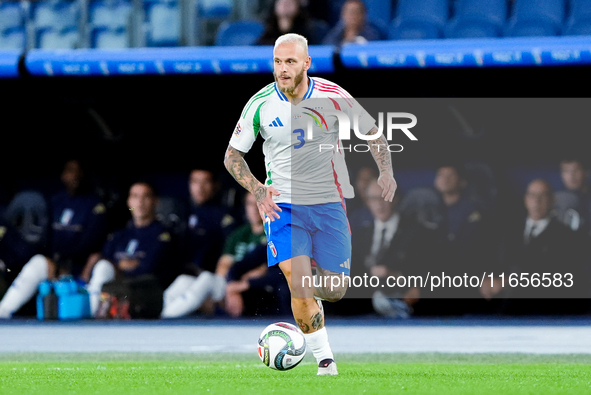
top-left (1, 324), bottom-right (590, 354)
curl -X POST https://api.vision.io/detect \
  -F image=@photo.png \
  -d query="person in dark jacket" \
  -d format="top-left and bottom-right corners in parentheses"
top-left (0, 160), bottom-right (107, 318)
top-left (481, 179), bottom-right (587, 314)
top-left (350, 179), bottom-right (437, 317)
top-left (86, 181), bottom-right (172, 316)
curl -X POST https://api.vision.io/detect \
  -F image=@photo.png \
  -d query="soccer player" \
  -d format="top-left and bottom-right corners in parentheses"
top-left (224, 33), bottom-right (396, 375)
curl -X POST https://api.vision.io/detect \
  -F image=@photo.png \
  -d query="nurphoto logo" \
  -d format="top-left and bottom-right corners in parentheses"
top-left (315, 110), bottom-right (418, 153)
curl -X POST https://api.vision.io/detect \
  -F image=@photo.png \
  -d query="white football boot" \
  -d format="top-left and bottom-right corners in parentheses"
top-left (317, 359), bottom-right (338, 376)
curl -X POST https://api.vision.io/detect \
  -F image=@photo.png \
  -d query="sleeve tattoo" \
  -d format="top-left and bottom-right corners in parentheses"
top-left (367, 127), bottom-right (394, 176)
top-left (224, 145), bottom-right (267, 201)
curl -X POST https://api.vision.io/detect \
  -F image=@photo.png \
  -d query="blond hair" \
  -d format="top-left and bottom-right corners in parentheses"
top-left (274, 33), bottom-right (308, 56)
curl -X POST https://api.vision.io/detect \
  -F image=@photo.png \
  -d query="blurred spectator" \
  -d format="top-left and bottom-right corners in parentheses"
top-left (434, 164), bottom-right (492, 269)
top-left (351, 179), bottom-right (436, 318)
top-left (348, 165), bottom-right (378, 229)
top-left (555, 158), bottom-right (591, 235)
top-left (224, 243), bottom-right (289, 317)
top-left (0, 159), bottom-right (107, 318)
top-left (322, 0), bottom-right (383, 46)
top-left (431, 164), bottom-right (495, 313)
top-left (86, 181), bottom-right (173, 316)
top-left (179, 169), bottom-right (237, 276)
top-left (0, 218), bottom-right (39, 300)
top-left (482, 179), bottom-right (586, 314)
top-left (161, 192), bottom-right (267, 318)
top-left (0, 216), bottom-right (38, 273)
top-left (50, 160), bottom-right (107, 278)
top-left (256, 0), bottom-right (328, 45)
top-left (259, 0), bottom-right (331, 22)
top-left (221, 191), bottom-right (289, 317)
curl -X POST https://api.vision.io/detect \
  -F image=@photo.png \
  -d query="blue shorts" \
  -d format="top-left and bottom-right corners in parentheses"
top-left (265, 202), bottom-right (351, 275)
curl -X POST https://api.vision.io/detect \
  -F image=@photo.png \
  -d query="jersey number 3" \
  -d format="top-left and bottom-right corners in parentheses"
top-left (293, 129), bottom-right (305, 149)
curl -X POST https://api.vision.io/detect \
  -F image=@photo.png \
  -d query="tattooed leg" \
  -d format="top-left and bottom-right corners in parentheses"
top-left (314, 266), bottom-right (349, 303)
top-left (296, 319), bottom-right (310, 333)
top-left (279, 256), bottom-right (335, 367)
top-left (311, 311), bottom-right (323, 330)
top-left (278, 256), bottom-right (323, 334)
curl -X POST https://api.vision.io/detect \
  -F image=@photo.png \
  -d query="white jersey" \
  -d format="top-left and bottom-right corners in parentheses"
top-left (229, 77), bottom-right (376, 205)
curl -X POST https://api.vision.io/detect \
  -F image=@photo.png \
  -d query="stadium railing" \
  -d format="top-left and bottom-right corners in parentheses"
top-left (0, 50), bottom-right (20, 78)
top-left (339, 35), bottom-right (591, 68)
top-left (23, 44), bottom-right (335, 76)
top-left (1, 35), bottom-right (591, 78)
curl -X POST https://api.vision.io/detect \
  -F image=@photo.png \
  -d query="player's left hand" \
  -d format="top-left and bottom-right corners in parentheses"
top-left (377, 173), bottom-right (397, 202)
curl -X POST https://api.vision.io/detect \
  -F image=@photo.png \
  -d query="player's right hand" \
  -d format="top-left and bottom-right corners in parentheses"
top-left (377, 173), bottom-right (397, 202)
top-left (256, 185), bottom-right (282, 221)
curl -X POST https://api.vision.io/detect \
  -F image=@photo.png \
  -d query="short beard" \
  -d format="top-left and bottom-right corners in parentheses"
top-left (278, 66), bottom-right (305, 95)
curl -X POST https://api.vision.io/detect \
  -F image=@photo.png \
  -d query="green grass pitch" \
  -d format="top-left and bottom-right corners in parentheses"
top-left (1, 353), bottom-right (590, 395)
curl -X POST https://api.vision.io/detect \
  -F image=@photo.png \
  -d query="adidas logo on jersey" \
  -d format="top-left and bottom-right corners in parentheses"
top-left (268, 117), bottom-right (284, 127)
top-left (339, 259), bottom-right (351, 269)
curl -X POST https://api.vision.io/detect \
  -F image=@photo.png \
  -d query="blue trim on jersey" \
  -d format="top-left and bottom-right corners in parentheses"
top-left (303, 77), bottom-right (315, 99)
top-left (274, 83), bottom-right (288, 101)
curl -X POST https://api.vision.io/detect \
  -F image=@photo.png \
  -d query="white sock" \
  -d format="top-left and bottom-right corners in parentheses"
top-left (162, 274), bottom-right (197, 306)
top-left (211, 274), bottom-right (227, 303)
top-left (303, 327), bottom-right (334, 364)
top-left (160, 271), bottom-right (215, 318)
top-left (87, 259), bottom-right (116, 317)
top-left (0, 254), bottom-right (48, 318)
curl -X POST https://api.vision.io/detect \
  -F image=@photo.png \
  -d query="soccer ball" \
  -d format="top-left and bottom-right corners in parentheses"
top-left (257, 322), bottom-right (307, 370)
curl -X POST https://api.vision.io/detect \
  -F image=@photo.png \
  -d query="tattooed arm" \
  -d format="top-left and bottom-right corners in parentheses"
top-left (367, 126), bottom-right (397, 202)
top-left (224, 144), bottom-right (282, 220)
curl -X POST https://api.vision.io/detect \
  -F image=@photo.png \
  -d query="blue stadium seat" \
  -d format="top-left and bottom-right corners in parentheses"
top-left (89, 0), bottom-right (132, 30)
top-left (91, 26), bottom-right (129, 48)
top-left (33, 0), bottom-right (80, 31)
top-left (37, 26), bottom-right (79, 49)
top-left (145, 0), bottom-right (180, 47)
top-left (389, 0), bottom-right (449, 40)
top-left (564, 0), bottom-right (591, 35)
top-left (198, 0), bottom-right (232, 18)
top-left (445, 0), bottom-right (507, 38)
top-left (215, 20), bottom-right (264, 46)
top-left (0, 27), bottom-right (26, 50)
top-left (504, 0), bottom-right (566, 37)
top-left (0, 2), bottom-right (24, 32)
